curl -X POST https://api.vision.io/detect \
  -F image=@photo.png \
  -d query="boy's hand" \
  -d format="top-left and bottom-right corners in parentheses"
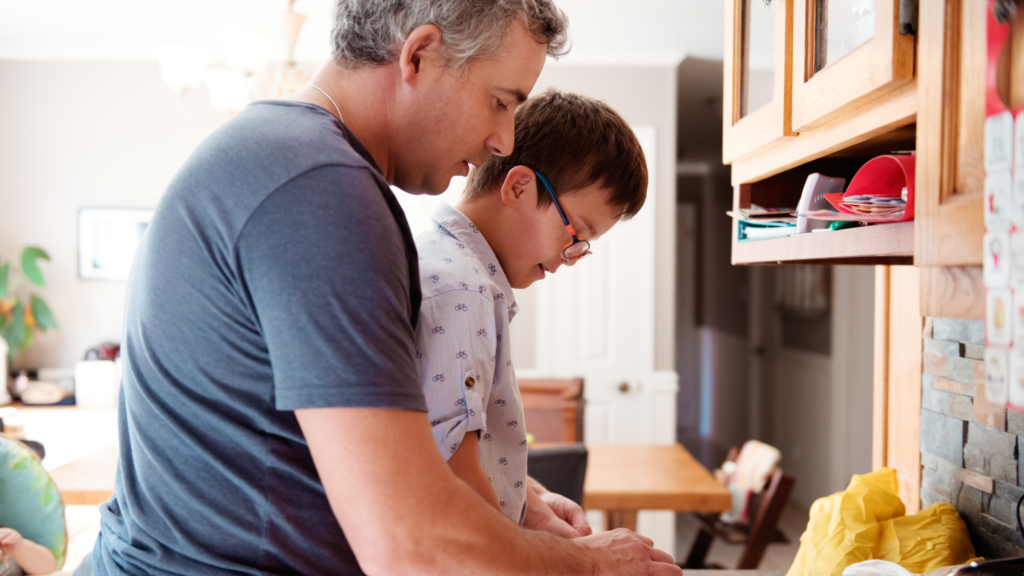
top-left (538, 491), bottom-right (592, 536)
top-left (524, 477), bottom-right (592, 538)
top-left (0, 528), bottom-right (24, 555)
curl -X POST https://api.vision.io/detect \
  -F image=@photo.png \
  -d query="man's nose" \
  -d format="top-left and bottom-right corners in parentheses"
top-left (485, 117), bottom-right (514, 156)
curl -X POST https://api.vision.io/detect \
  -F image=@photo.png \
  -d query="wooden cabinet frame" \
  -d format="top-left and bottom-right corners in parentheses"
top-left (791, 0), bottom-right (915, 132)
top-left (916, 0), bottom-right (984, 267)
top-left (916, 0), bottom-right (985, 319)
top-left (723, 0), bottom-right (795, 163)
top-left (873, 266), bottom-right (923, 513)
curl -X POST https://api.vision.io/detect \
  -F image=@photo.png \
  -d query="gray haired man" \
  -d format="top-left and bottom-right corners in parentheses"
top-left (82, 1), bottom-right (681, 575)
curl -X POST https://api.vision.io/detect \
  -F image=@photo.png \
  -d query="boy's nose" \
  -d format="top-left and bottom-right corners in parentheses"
top-left (561, 256), bottom-right (578, 267)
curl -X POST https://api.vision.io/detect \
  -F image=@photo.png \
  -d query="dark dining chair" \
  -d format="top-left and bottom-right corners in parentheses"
top-left (526, 443), bottom-right (588, 506)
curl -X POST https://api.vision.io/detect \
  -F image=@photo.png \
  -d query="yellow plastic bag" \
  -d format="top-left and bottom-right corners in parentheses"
top-left (877, 503), bottom-right (976, 573)
top-left (786, 468), bottom-right (976, 576)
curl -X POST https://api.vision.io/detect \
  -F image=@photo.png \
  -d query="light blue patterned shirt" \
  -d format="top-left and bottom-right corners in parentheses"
top-left (414, 203), bottom-right (528, 523)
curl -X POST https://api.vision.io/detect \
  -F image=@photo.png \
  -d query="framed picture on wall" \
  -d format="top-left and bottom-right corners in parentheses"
top-left (78, 208), bottom-right (154, 281)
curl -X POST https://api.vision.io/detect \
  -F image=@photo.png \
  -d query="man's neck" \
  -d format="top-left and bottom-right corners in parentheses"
top-left (286, 62), bottom-right (398, 182)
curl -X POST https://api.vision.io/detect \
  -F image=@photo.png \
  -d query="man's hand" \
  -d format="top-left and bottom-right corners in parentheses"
top-left (575, 529), bottom-right (682, 576)
top-left (524, 477), bottom-right (592, 538)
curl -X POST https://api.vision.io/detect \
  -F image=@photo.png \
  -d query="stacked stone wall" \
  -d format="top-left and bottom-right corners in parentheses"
top-left (921, 317), bottom-right (1024, 558)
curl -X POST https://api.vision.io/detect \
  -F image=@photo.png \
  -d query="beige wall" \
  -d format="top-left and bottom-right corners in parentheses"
top-left (1, 59), bottom-right (682, 377)
top-left (0, 61), bottom-right (223, 368)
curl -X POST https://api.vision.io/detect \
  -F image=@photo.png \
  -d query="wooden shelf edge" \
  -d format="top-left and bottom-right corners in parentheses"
top-left (732, 221), bottom-right (914, 265)
top-left (731, 81), bottom-right (918, 186)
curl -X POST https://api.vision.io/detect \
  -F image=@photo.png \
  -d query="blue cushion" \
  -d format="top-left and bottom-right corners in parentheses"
top-left (0, 437), bottom-right (66, 571)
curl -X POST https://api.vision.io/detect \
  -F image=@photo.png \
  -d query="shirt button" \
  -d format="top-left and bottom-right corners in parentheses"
top-left (465, 377), bottom-right (476, 388)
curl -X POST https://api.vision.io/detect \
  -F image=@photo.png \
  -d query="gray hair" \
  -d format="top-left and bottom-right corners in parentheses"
top-left (330, 0), bottom-right (570, 69)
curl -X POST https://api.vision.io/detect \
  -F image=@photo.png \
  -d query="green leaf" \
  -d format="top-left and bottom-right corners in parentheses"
top-left (18, 328), bottom-right (33, 353)
top-left (21, 246), bottom-right (50, 288)
top-left (0, 264), bottom-right (7, 298)
top-left (29, 295), bottom-right (57, 331)
top-left (2, 302), bottom-right (24, 363)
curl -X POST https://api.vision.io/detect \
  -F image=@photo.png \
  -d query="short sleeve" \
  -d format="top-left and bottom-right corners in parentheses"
top-left (416, 290), bottom-right (498, 460)
top-left (237, 165), bottom-right (425, 412)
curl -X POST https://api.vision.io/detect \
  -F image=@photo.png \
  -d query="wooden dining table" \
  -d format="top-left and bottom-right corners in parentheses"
top-left (50, 443), bottom-right (732, 535)
top-left (581, 443), bottom-right (732, 531)
top-left (49, 446), bottom-right (118, 506)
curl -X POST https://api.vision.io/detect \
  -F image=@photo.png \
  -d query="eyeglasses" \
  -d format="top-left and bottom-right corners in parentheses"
top-left (503, 166), bottom-right (593, 261)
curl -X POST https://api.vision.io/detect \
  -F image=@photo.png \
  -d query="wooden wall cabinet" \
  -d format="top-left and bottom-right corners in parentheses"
top-left (791, 0), bottom-right (915, 132)
top-left (723, 0), bottom-right (795, 163)
top-left (724, 0), bottom-right (919, 267)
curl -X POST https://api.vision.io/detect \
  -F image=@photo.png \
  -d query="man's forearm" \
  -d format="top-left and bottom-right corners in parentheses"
top-left (297, 408), bottom-right (607, 576)
top-left (415, 480), bottom-right (601, 575)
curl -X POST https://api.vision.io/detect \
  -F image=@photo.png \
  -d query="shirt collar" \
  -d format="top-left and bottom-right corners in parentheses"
top-left (430, 203), bottom-right (518, 320)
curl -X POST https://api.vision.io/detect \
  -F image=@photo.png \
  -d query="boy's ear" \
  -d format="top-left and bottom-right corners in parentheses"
top-left (398, 24), bottom-right (444, 84)
top-left (499, 166), bottom-right (537, 209)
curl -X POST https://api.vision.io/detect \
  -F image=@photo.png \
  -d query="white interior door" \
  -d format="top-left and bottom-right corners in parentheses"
top-left (524, 126), bottom-right (675, 444)
top-left (519, 126), bottom-right (679, 554)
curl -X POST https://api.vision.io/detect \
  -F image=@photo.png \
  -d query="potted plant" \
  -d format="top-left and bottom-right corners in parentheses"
top-left (0, 247), bottom-right (57, 365)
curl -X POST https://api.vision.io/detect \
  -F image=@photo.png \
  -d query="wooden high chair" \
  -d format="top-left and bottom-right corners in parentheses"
top-left (681, 446), bottom-right (796, 570)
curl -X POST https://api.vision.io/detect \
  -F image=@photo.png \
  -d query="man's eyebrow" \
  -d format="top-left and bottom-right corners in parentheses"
top-left (498, 87), bottom-right (529, 103)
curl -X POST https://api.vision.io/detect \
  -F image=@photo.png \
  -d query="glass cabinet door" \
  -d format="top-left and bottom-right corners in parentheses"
top-left (815, 0), bottom-right (875, 72)
top-left (724, 0), bottom-right (794, 163)
top-left (742, 0), bottom-right (777, 118)
top-left (791, 0), bottom-right (912, 132)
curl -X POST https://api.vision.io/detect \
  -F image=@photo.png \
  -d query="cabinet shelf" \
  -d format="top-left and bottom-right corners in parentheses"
top-left (731, 221), bottom-right (914, 265)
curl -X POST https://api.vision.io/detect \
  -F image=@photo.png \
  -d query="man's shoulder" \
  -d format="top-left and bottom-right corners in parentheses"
top-left (196, 101), bottom-right (382, 188)
top-left (161, 101), bottom-right (397, 249)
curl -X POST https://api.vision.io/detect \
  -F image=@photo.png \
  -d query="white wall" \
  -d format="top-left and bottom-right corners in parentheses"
top-left (0, 1), bottom-right (725, 65)
top-left (756, 266), bottom-right (876, 508)
top-left (0, 61), bottom-right (223, 368)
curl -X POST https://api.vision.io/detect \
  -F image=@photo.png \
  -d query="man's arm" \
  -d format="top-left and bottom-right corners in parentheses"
top-left (296, 407), bottom-right (682, 576)
top-left (447, 432), bottom-right (502, 512)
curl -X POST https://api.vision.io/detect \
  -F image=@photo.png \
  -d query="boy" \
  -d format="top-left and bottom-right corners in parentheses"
top-left (413, 89), bottom-right (647, 531)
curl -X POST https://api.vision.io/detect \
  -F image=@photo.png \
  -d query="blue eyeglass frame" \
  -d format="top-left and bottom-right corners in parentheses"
top-left (501, 165), bottom-right (592, 261)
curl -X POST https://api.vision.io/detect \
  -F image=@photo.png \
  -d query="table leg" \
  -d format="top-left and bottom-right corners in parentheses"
top-left (605, 509), bottom-right (638, 531)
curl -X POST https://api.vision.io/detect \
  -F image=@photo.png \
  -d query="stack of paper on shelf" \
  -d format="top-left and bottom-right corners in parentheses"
top-left (728, 204), bottom-right (797, 241)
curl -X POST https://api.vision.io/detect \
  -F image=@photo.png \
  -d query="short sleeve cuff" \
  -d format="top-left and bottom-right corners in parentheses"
top-left (275, 382), bottom-right (427, 412)
top-left (429, 380), bottom-right (486, 461)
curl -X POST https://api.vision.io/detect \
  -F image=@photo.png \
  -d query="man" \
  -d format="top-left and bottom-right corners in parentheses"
top-left (84, 1), bottom-right (682, 574)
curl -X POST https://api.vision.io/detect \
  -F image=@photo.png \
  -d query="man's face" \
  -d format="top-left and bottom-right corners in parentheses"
top-left (392, 21), bottom-right (548, 194)
top-left (496, 182), bottom-right (623, 290)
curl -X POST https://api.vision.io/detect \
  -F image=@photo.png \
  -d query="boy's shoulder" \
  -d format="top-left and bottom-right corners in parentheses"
top-left (416, 227), bottom-right (506, 302)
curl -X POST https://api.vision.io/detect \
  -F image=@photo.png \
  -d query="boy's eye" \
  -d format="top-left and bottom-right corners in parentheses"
top-left (496, 98), bottom-right (509, 111)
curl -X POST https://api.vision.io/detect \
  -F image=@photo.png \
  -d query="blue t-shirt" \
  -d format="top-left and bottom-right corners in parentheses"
top-left (92, 101), bottom-right (426, 575)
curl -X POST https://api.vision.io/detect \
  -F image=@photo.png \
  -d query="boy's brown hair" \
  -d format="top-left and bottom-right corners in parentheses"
top-left (464, 88), bottom-right (647, 219)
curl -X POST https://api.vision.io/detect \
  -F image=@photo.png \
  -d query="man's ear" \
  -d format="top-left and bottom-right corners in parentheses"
top-left (398, 24), bottom-right (445, 84)
top-left (499, 166), bottom-right (537, 208)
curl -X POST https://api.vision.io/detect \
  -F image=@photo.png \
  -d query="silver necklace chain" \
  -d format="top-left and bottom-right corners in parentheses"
top-left (307, 84), bottom-right (343, 123)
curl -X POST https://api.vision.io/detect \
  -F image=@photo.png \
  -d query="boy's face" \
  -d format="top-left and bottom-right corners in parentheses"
top-left (491, 169), bottom-right (623, 289)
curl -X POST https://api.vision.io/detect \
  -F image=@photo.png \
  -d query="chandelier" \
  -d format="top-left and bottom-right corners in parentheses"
top-left (158, 0), bottom-right (315, 114)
